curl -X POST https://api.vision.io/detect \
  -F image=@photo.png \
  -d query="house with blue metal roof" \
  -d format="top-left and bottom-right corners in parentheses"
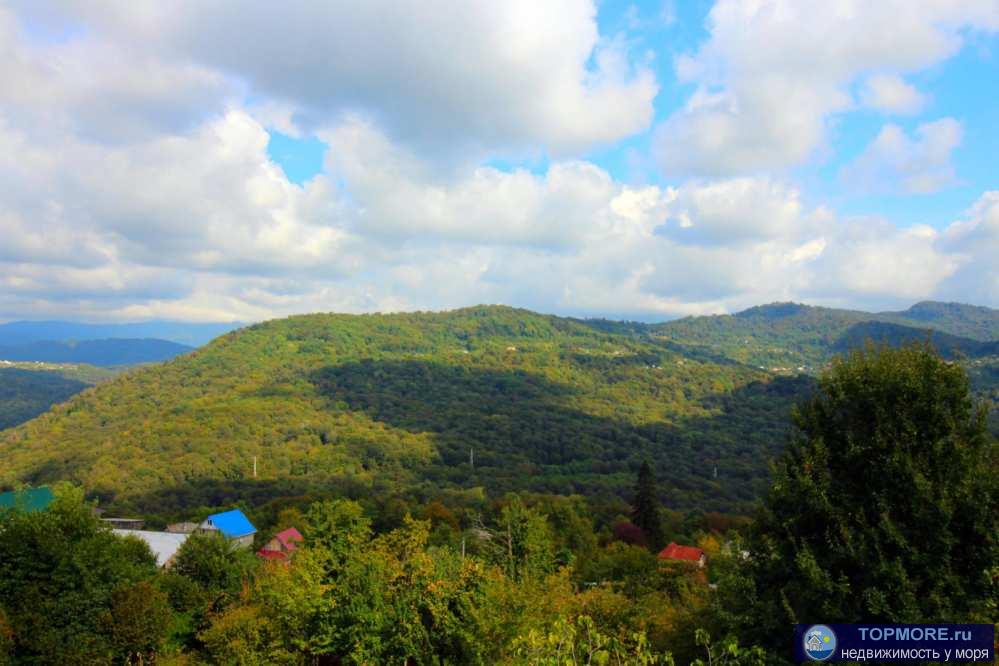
top-left (199, 508), bottom-right (257, 548)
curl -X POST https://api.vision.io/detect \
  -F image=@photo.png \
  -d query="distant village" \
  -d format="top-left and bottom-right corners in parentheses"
top-left (1, 486), bottom-right (708, 570)
top-left (0, 486), bottom-right (302, 567)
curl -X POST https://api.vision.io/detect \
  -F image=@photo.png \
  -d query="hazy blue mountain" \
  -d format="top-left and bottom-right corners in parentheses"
top-left (0, 339), bottom-right (193, 367)
top-left (0, 320), bottom-right (245, 347)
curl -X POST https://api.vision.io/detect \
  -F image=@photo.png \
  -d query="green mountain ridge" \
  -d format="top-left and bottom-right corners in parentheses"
top-left (1, 301), bottom-right (995, 520)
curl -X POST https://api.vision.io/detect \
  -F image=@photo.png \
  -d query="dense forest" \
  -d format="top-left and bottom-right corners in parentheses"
top-left (1, 345), bottom-right (994, 664)
top-left (0, 363), bottom-right (116, 430)
top-left (1, 303), bottom-right (996, 522)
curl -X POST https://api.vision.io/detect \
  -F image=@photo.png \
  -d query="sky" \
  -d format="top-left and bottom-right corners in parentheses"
top-left (1, 1), bottom-right (997, 323)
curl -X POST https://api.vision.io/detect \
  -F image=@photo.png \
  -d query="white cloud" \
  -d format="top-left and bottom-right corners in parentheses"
top-left (0, 1), bottom-right (996, 325)
top-left (0, 9), bottom-right (232, 146)
top-left (841, 118), bottom-right (963, 194)
top-left (654, 0), bottom-right (998, 176)
top-left (659, 178), bottom-right (817, 245)
top-left (861, 74), bottom-right (928, 115)
top-left (321, 118), bottom-right (669, 250)
top-left (936, 191), bottom-right (999, 305)
top-left (21, 0), bottom-right (657, 156)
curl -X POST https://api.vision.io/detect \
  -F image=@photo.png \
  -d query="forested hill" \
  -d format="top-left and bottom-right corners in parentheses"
top-left (652, 300), bottom-right (999, 369)
top-left (1, 306), bottom-right (807, 517)
top-left (1, 302), bottom-right (995, 520)
top-left (0, 363), bottom-right (116, 430)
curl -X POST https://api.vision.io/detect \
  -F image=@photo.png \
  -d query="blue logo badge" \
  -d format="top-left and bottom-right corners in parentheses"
top-left (803, 625), bottom-right (837, 661)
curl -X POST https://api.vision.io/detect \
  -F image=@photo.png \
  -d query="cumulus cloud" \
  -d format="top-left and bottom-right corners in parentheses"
top-left (936, 191), bottom-right (999, 305)
top-left (841, 118), bottom-right (963, 194)
top-left (0, 9), bottom-right (232, 145)
top-left (658, 178), bottom-right (819, 245)
top-left (20, 0), bottom-right (657, 156)
top-left (0, 1), bottom-right (996, 324)
top-left (654, 0), bottom-right (998, 176)
top-left (320, 118), bottom-right (668, 249)
top-left (861, 74), bottom-right (928, 115)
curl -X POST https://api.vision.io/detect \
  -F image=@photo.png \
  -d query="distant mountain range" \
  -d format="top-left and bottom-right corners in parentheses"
top-left (0, 320), bottom-right (243, 430)
top-left (0, 338), bottom-right (194, 367)
top-left (1, 300), bottom-right (994, 521)
top-left (649, 300), bottom-right (999, 370)
top-left (0, 319), bottom-right (244, 347)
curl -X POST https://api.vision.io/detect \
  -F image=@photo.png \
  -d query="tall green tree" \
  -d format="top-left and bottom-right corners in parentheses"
top-left (0, 484), bottom-right (168, 663)
top-left (632, 461), bottom-right (665, 550)
top-left (726, 343), bottom-right (998, 654)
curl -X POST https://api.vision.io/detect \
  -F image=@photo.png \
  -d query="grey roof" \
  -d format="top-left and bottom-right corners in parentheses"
top-left (113, 529), bottom-right (189, 567)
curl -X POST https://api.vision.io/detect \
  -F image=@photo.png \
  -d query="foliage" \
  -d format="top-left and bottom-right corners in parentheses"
top-left (477, 497), bottom-right (557, 581)
top-left (511, 614), bottom-right (674, 665)
top-left (0, 484), bottom-right (165, 663)
top-left (0, 365), bottom-right (113, 430)
top-left (100, 581), bottom-right (174, 663)
top-left (689, 629), bottom-right (768, 666)
top-left (171, 532), bottom-right (257, 603)
top-left (632, 461), bottom-right (665, 550)
top-left (2, 306), bottom-right (811, 516)
top-left (719, 343), bottom-right (999, 656)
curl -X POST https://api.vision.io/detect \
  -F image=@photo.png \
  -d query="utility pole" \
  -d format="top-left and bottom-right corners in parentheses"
top-left (469, 448), bottom-right (474, 469)
top-left (253, 456), bottom-right (258, 478)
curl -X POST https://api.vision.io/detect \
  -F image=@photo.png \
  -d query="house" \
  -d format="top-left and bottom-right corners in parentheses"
top-left (199, 508), bottom-right (257, 548)
top-left (0, 486), bottom-right (54, 513)
top-left (113, 529), bottom-right (189, 568)
top-left (657, 542), bottom-right (707, 568)
top-left (257, 527), bottom-right (303, 562)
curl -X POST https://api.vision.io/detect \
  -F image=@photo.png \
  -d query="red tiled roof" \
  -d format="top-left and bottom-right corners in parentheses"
top-left (275, 527), bottom-right (303, 551)
top-left (257, 549), bottom-right (287, 561)
top-left (657, 542), bottom-right (705, 562)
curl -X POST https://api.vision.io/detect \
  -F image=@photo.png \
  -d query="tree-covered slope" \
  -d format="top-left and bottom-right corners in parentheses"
top-left (0, 306), bottom-right (803, 516)
top-left (885, 301), bottom-right (999, 340)
top-left (653, 300), bottom-right (999, 370)
top-left (2, 303), bottom-right (994, 519)
top-left (0, 363), bottom-right (116, 430)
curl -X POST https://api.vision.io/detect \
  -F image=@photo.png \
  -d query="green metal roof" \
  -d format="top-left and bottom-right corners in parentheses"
top-left (0, 487), bottom-right (55, 512)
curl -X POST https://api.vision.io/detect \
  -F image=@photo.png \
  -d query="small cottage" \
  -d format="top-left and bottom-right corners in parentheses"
top-left (199, 508), bottom-right (257, 548)
top-left (657, 542), bottom-right (707, 568)
top-left (257, 527), bottom-right (303, 562)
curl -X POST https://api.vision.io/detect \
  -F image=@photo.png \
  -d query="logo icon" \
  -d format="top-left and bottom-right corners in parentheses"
top-left (803, 625), bottom-right (837, 661)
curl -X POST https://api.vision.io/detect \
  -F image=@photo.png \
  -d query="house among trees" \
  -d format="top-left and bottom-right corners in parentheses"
top-left (112, 529), bottom-right (189, 568)
top-left (199, 508), bottom-right (257, 548)
top-left (0, 486), bottom-right (54, 513)
top-left (257, 526), bottom-right (303, 561)
top-left (657, 542), bottom-right (707, 568)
